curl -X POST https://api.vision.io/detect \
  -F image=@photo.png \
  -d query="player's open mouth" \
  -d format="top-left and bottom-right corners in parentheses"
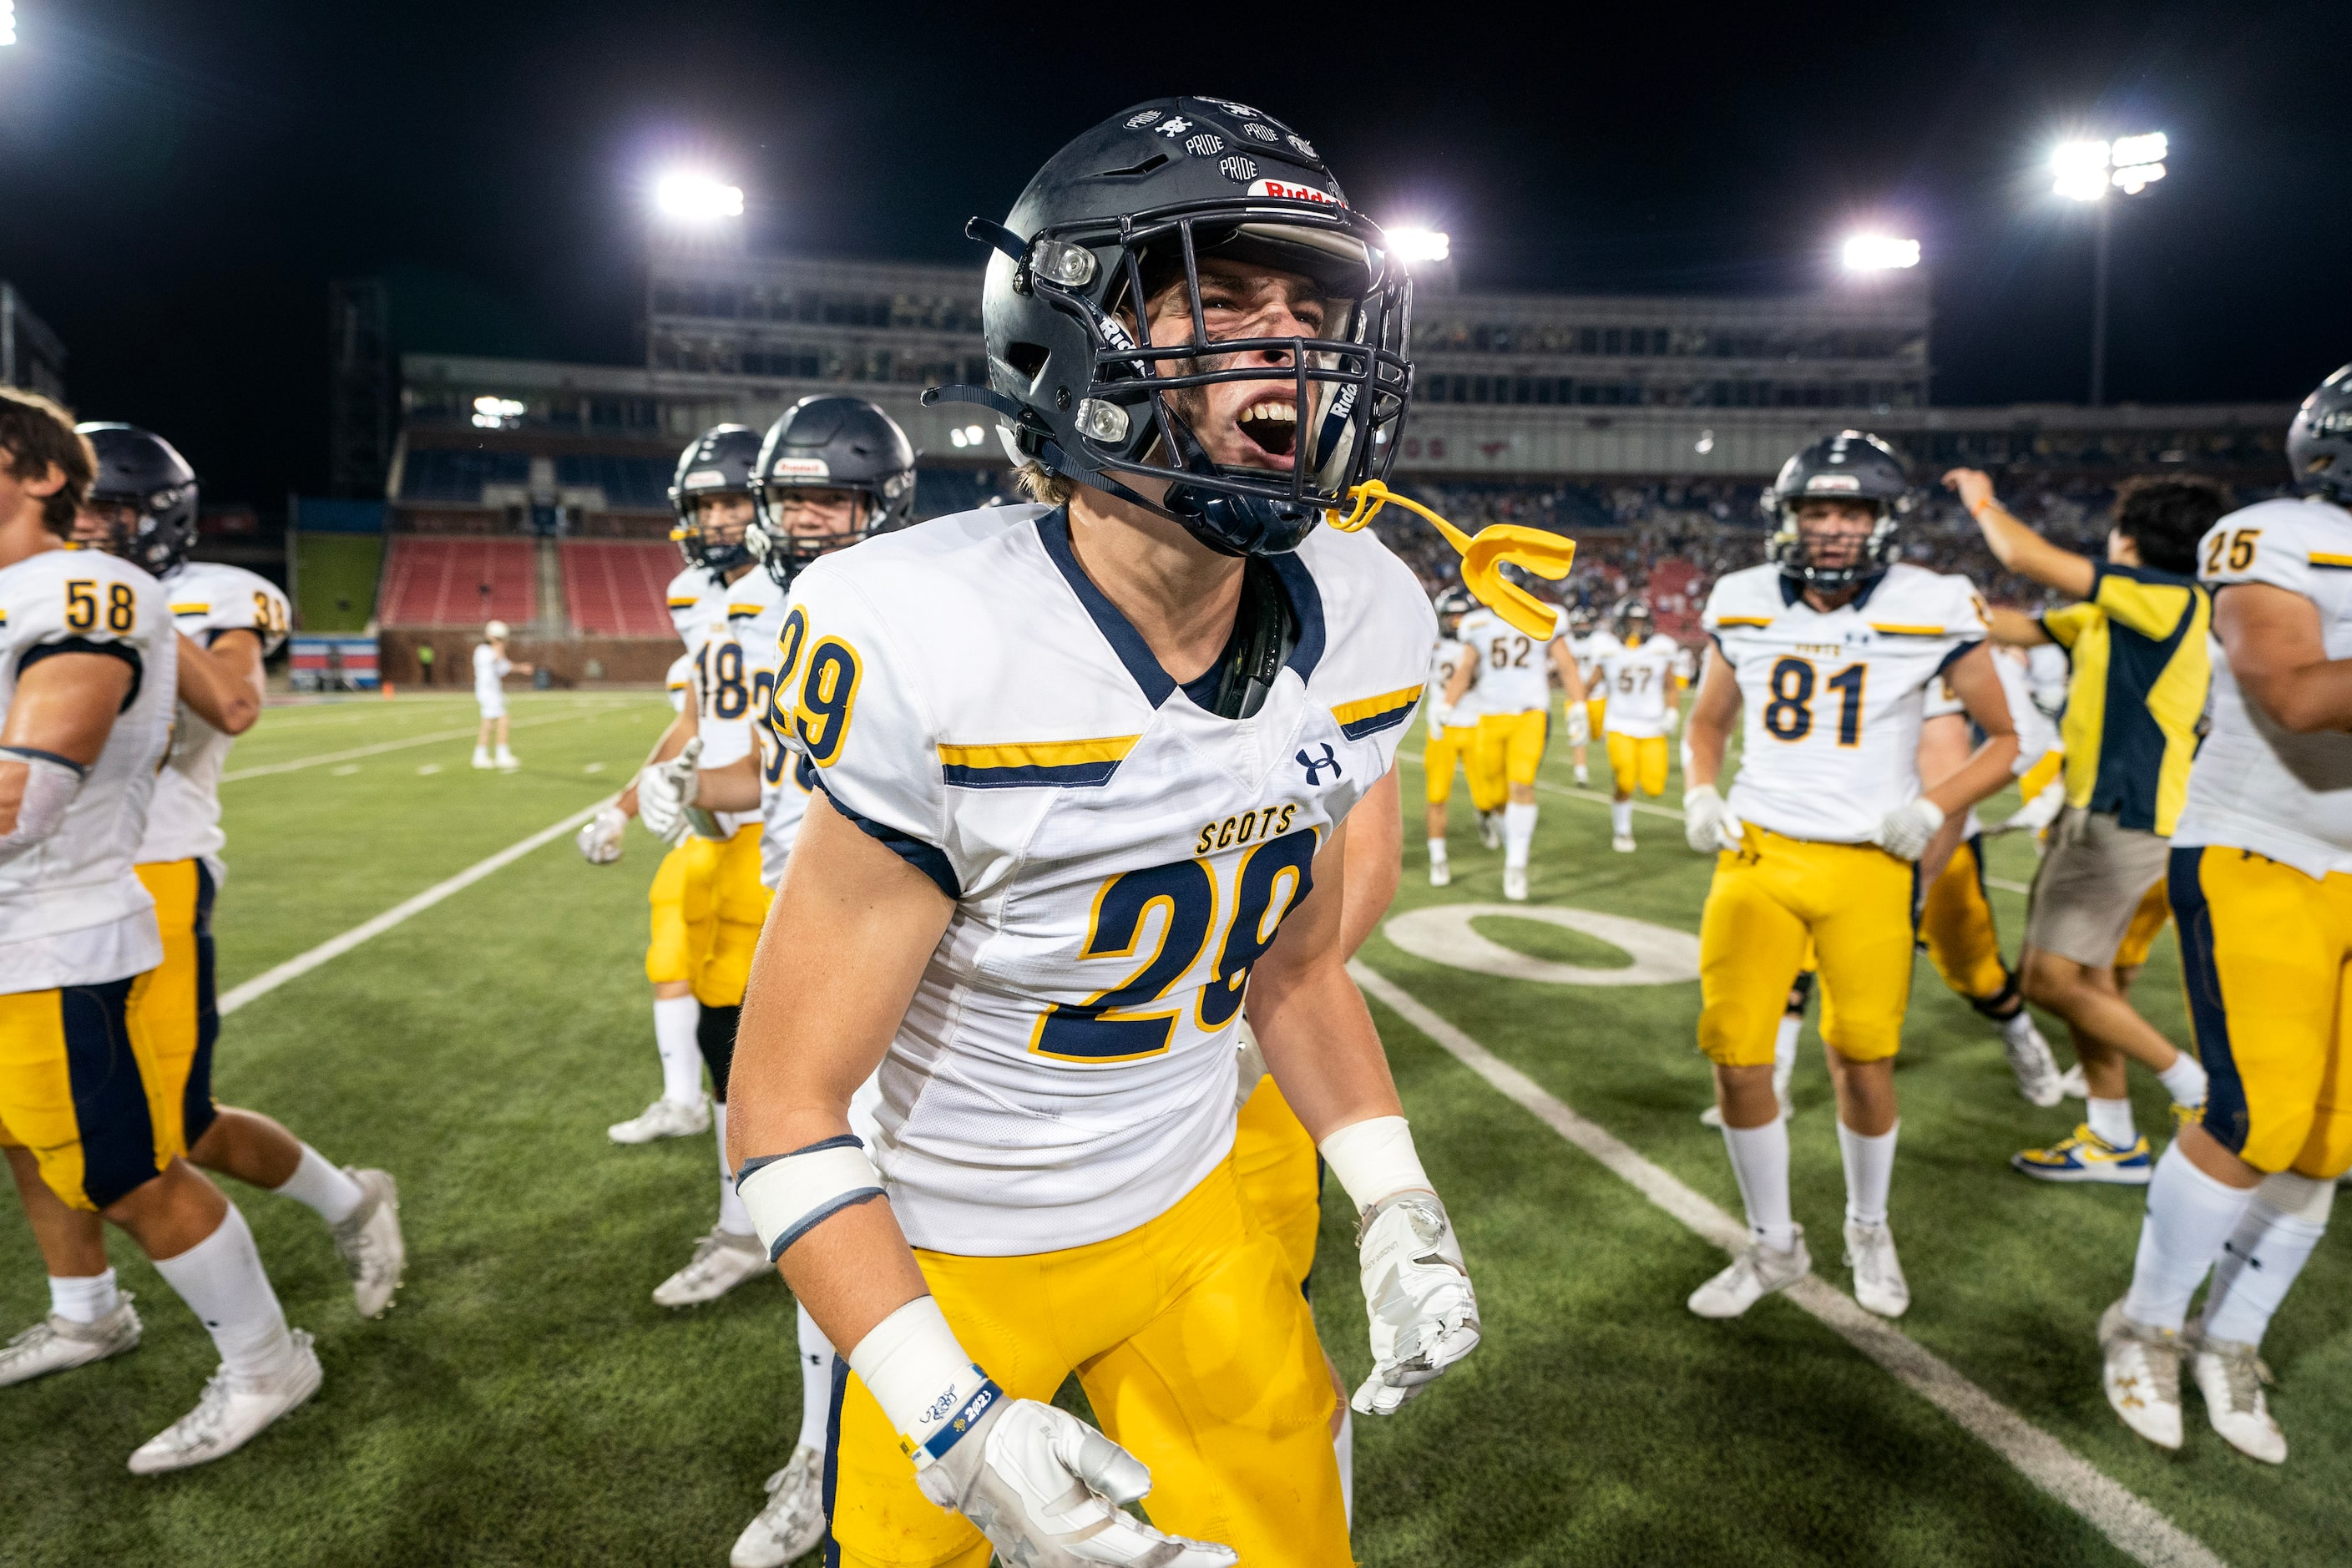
top-left (1234, 395), bottom-right (1300, 464)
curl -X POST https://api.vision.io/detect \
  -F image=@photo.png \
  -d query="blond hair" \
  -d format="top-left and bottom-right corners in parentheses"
top-left (1014, 461), bottom-right (1078, 508)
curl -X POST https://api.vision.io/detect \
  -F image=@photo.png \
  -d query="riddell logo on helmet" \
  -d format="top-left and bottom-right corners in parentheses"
top-left (1804, 474), bottom-right (1862, 492)
top-left (1248, 178), bottom-right (1343, 207)
top-left (772, 458), bottom-right (831, 478)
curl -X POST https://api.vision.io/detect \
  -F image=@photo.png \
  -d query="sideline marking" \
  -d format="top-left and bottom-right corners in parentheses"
top-left (219, 797), bottom-right (615, 1015)
top-left (221, 706), bottom-right (623, 782)
top-left (1348, 959), bottom-right (2228, 1568)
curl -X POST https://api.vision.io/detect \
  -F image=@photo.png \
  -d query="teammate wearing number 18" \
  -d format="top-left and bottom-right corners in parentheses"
top-left (725, 100), bottom-right (1479, 1568)
top-left (1683, 432), bottom-right (2020, 1321)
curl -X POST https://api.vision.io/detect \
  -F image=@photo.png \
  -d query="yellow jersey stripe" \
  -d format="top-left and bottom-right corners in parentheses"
top-left (1867, 622), bottom-right (1947, 636)
top-left (1332, 683), bottom-right (1424, 741)
top-left (666, 595), bottom-right (699, 608)
top-left (938, 736), bottom-right (1141, 790)
top-left (1715, 615), bottom-right (1774, 628)
top-left (2311, 552), bottom-right (2352, 569)
top-left (170, 602), bottom-right (211, 615)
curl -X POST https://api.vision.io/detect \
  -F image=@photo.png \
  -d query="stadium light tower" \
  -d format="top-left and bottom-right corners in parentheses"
top-left (1, 2), bottom-right (18, 46)
top-left (1841, 234), bottom-right (1921, 272)
top-left (1385, 226), bottom-right (1451, 266)
top-left (653, 171), bottom-right (745, 225)
top-left (2053, 132), bottom-right (2167, 406)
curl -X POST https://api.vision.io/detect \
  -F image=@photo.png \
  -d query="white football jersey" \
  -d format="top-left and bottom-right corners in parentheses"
top-left (1596, 633), bottom-right (1681, 737)
top-left (2173, 496), bottom-right (2352, 878)
top-left (1922, 640), bottom-right (2055, 837)
top-left (1454, 606), bottom-right (1557, 717)
top-left (472, 642), bottom-right (510, 700)
top-left (2024, 643), bottom-right (2071, 722)
top-left (137, 561), bottom-right (290, 875)
top-left (1425, 637), bottom-right (1471, 737)
top-left (780, 504), bottom-right (1431, 1255)
top-left (1569, 632), bottom-right (1605, 690)
top-left (0, 548), bottom-right (176, 992)
top-left (665, 650), bottom-right (692, 715)
top-left (666, 564), bottom-right (714, 647)
top-left (1705, 563), bottom-right (1987, 844)
top-left (690, 569), bottom-right (781, 838)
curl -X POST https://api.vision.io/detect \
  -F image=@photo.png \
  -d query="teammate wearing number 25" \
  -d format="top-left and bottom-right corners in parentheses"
top-left (1684, 432), bottom-right (2019, 1323)
top-left (726, 99), bottom-right (1476, 1568)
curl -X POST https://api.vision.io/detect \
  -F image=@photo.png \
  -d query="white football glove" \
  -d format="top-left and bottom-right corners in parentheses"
top-left (1664, 705), bottom-right (1682, 737)
top-left (1988, 777), bottom-right (2066, 839)
top-left (574, 805), bottom-right (627, 865)
top-left (636, 736), bottom-right (703, 847)
top-left (1426, 699), bottom-right (1454, 734)
top-left (1351, 1191), bottom-right (1481, 1415)
top-left (1565, 701), bottom-right (1591, 746)
top-left (917, 1396), bottom-right (1237, 1567)
top-left (1871, 796), bottom-right (1946, 862)
top-left (1682, 784), bottom-right (1744, 854)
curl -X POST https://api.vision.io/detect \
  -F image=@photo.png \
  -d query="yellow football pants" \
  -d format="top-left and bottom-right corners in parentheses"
top-left (2117, 877), bottom-right (2172, 970)
top-left (1475, 709), bottom-right (1549, 791)
top-left (1233, 1072), bottom-right (1321, 1287)
top-left (645, 839), bottom-right (714, 987)
top-left (1605, 731), bottom-right (1670, 798)
top-left (1921, 837), bottom-right (2009, 1004)
top-left (1699, 828), bottom-right (1916, 1066)
top-left (1585, 697), bottom-right (1606, 744)
top-left (1422, 723), bottom-right (1499, 812)
top-left (825, 1159), bottom-right (1349, 1567)
top-left (2172, 847), bottom-right (2352, 1179)
top-left (644, 827), bottom-right (771, 1006)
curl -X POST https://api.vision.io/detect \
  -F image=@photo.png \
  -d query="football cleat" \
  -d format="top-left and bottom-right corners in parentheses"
top-left (2001, 1013), bottom-right (2065, 1107)
top-left (470, 747), bottom-right (493, 770)
top-left (731, 1444), bottom-right (828, 1567)
top-left (1477, 812), bottom-right (1502, 850)
top-left (1502, 866), bottom-right (1529, 902)
top-left (2011, 1125), bottom-right (2153, 1184)
top-left (1843, 1220), bottom-right (1909, 1318)
top-left (653, 1226), bottom-right (771, 1308)
top-left (332, 1168), bottom-right (407, 1319)
top-left (2189, 1330), bottom-right (2286, 1464)
top-left (1573, 764), bottom-right (1590, 787)
top-left (127, 1330), bottom-right (322, 1474)
top-left (1611, 832), bottom-right (1636, 853)
top-left (2099, 1301), bottom-right (2183, 1450)
top-left (1427, 852), bottom-right (1451, 888)
top-left (1688, 1229), bottom-right (1809, 1319)
top-left (0, 1297), bottom-right (141, 1387)
top-left (493, 746), bottom-right (520, 771)
top-left (2056, 1064), bottom-right (2088, 1100)
top-left (607, 1094), bottom-right (711, 1146)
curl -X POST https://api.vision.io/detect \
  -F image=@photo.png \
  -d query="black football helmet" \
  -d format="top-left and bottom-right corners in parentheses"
top-left (2287, 363), bottom-right (2352, 503)
top-left (1616, 599), bottom-right (1655, 643)
top-left (1566, 605), bottom-right (1597, 639)
top-left (748, 397), bottom-right (917, 589)
top-left (933, 97), bottom-right (1413, 558)
top-left (1763, 430), bottom-right (1912, 591)
top-left (1433, 586), bottom-right (1474, 635)
top-left (668, 424), bottom-right (764, 575)
top-left (76, 423), bottom-right (199, 577)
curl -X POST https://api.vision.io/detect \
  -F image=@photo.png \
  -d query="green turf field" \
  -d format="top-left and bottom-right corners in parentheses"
top-left (3, 690), bottom-right (2345, 1567)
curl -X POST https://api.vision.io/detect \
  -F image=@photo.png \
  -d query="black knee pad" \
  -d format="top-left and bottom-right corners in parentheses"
top-left (1969, 974), bottom-right (2023, 1023)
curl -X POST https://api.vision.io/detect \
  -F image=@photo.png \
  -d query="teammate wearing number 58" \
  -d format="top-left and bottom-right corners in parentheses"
top-left (725, 101), bottom-right (1477, 1568)
top-left (1683, 432), bottom-right (2019, 1323)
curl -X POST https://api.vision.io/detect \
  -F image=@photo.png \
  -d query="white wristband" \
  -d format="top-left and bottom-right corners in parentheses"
top-left (847, 1295), bottom-right (999, 1466)
top-left (1318, 1115), bottom-right (1433, 1211)
top-left (735, 1136), bottom-right (886, 1262)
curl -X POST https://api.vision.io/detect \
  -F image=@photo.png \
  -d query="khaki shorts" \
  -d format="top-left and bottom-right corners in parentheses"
top-left (2024, 806), bottom-right (2171, 968)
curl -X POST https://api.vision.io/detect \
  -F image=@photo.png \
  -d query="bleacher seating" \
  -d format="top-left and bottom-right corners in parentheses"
top-left (378, 538), bottom-right (535, 628)
top-left (561, 540), bottom-right (683, 637)
top-left (399, 448), bottom-right (530, 503)
top-left (556, 453), bottom-right (672, 510)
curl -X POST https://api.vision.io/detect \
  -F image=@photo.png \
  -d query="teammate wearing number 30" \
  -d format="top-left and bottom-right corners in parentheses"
top-left (1682, 432), bottom-right (2019, 1325)
top-left (725, 99), bottom-right (1477, 1568)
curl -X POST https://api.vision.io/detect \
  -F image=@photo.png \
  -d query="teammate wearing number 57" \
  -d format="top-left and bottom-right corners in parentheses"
top-left (724, 101), bottom-right (1477, 1568)
top-left (1683, 432), bottom-right (2019, 1322)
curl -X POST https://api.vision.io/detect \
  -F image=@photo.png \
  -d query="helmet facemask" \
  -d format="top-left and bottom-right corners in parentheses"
top-left (750, 479), bottom-right (907, 589)
top-left (1770, 498), bottom-right (1901, 592)
top-left (674, 491), bottom-right (758, 575)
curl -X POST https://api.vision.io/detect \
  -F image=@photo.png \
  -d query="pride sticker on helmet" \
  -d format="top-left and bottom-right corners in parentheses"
top-left (1248, 178), bottom-right (1344, 207)
top-left (771, 458), bottom-right (832, 478)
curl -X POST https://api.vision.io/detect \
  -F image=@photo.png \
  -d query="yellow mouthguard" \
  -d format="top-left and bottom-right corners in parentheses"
top-left (1325, 481), bottom-right (1576, 640)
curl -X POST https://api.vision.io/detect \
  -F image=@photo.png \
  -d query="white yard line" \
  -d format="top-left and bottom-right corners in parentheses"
top-left (1348, 959), bottom-right (2226, 1568)
top-left (220, 706), bottom-right (612, 781)
top-left (218, 797), bottom-right (615, 1015)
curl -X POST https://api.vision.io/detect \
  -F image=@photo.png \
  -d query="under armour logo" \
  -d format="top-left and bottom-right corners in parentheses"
top-left (1296, 743), bottom-right (1343, 785)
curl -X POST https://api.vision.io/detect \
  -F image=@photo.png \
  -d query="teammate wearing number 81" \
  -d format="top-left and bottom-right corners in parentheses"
top-left (1683, 431), bottom-right (2019, 1322)
top-left (725, 99), bottom-right (1478, 1568)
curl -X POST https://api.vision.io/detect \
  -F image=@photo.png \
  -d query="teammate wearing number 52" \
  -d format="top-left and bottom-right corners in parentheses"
top-left (724, 101), bottom-right (1478, 1568)
top-left (1442, 591), bottom-right (1587, 900)
top-left (1683, 432), bottom-right (2019, 1322)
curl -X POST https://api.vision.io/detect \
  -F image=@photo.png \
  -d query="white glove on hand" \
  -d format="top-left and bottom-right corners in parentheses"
top-left (1989, 777), bottom-right (2066, 838)
top-left (574, 805), bottom-right (626, 865)
top-left (1664, 705), bottom-right (1682, 737)
top-left (1871, 796), bottom-right (1946, 862)
top-left (1426, 699), bottom-right (1454, 734)
top-left (917, 1396), bottom-right (1237, 1567)
top-left (1683, 784), bottom-right (1744, 854)
top-left (1352, 1191), bottom-right (1482, 1416)
top-left (636, 736), bottom-right (703, 847)
top-left (1565, 702), bottom-right (1591, 746)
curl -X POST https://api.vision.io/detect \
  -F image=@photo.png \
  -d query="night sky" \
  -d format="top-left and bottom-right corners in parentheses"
top-left (1, 0), bottom-right (2344, 505)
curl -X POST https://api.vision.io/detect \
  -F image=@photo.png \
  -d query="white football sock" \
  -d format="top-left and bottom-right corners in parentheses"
top-left (1610, 800), bottom-right (1633, 838)
top-left (653, 994), bottom-right (703, 1105)
top-left (1773, 1014), bottom-right (1802, 1074)
top-left (48, 1267), bottom-right (120, 1325)
top-left (2202, 1171), bottom-right (2334, 1348)
top-left (271, 1144), bottom-right (365, 1227)
top-left (2001, 1010), bottom-right (2040, 1047)
top-left (1837, 1120), bottom-right (1899, 1227)
top-left (2086, 1096), bottom-right (2137, 1150)
top-left (1503, 802), bottom-right (1537, 869)
top-left (2122, 1141), bottom-right (2257, 1333)
top-left (713, 1102), bottom-right (754, 1237)
top-left (1333, 1402), bottom-right (1354, 1528)
top-left (1720, 1116), bottom-right (1796, 1252)
top-left (150, 1204), bottom-right (296, 1378)
top-left (1426, 837), bottom-right (1448, 863)
top-left (2157, 1050), bottom-right (2209, 1109)
top-left (795, 1302), bottom-right (835, 1453)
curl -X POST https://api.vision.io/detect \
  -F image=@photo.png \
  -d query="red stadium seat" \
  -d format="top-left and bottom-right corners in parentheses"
top-left (378, 538), bottom-right (536, 628)
top-left (560, 541), bottom-right (683, 638)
